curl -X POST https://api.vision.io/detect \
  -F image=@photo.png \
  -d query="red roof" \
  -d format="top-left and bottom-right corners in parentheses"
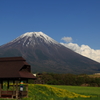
top-left (0, 57), bottom-right (35, 79)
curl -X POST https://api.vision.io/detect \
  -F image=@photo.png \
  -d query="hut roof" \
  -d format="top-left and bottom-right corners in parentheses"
top-left (0, 57), bottom-right (35, 79)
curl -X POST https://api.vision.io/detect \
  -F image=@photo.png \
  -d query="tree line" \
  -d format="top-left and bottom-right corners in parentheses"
top-left (29, 73), bottom-right (100, 87)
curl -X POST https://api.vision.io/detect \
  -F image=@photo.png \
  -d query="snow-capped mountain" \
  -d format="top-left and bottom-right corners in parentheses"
top-left (0, 32), bottom-right (100, 74)
top-left (9, 32), bottom-right (59, 47)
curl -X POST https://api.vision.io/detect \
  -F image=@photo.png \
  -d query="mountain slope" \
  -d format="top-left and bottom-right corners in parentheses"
top-left (0, 32), bottom-right (100, 74)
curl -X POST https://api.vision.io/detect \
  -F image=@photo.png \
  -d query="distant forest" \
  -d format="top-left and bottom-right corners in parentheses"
top-left (29, 73), bottom-right (100, 87)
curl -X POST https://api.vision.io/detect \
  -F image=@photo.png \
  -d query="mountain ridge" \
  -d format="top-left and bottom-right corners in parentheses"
top-left (0, 32), bottom-right (100, 74)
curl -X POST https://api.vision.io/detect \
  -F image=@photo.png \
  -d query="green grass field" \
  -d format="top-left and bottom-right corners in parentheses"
top-left (0, 84), bottom-right (100, 100)
top-left (51, 85), bottom-right (100, 100)
top-left (51, 85), bottom-right (100, 96)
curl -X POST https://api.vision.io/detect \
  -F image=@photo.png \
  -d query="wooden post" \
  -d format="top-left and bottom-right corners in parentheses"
top-left (26, 79), bottom-right (28, 98)
top-left (0, 80), bottom-right (3, 98)
top-left (15, 80), bottom-right (19, 99)
top-left (12, 80), bottom-right (15, 98)
top-left (1, 81), bottom-right (3, 89)
top-left (7, 80), bottom-right (9, 91)
top-left (13, 80), bottom-right (14, 92)
top-left (0, 81), bottom-right (1, 98)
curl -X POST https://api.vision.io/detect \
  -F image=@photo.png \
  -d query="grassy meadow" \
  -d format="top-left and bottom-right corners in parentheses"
top-left (52, 85), bottom-right (100, 96)
top-left (51, 85), bottom-right (100, 100)
top-left (0, 84), bottom-right (100, 100)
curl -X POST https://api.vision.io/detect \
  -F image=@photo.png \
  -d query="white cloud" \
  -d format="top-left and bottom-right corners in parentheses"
top-left (61, 41), bottom-right (100, 63)
top-left (61, 37), bottom-right (72, 43)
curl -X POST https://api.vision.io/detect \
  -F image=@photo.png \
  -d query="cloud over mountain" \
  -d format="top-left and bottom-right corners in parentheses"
top-left (61, 37), bottom-right (73, 42)
top-left (61, 37), bottom-right (100, 63)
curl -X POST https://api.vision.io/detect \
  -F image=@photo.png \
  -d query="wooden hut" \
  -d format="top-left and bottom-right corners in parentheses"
top-left (0, 57), bottom-right (36, 99)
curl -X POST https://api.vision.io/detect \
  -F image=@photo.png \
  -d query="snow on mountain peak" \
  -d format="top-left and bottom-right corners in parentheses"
top-left (21, 32), bottom-right (43, 38)
top-left (21, 32), bottom-right (48, 38)
top-left (10, 32), bottom-right (59, 47)
top-left (20, 32), bottom-right (59, 44)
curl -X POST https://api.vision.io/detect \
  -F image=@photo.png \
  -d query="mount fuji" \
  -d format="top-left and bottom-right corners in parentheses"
top-left (0, 32), bottom-right (100, 74)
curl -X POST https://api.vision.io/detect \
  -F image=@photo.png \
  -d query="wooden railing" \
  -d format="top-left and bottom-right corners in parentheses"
top-left (1, 91), bottom-right (27, 98)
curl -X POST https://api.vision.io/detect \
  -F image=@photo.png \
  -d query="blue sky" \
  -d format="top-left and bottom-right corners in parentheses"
top-left (0, 0), bottom-right (100, 50)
